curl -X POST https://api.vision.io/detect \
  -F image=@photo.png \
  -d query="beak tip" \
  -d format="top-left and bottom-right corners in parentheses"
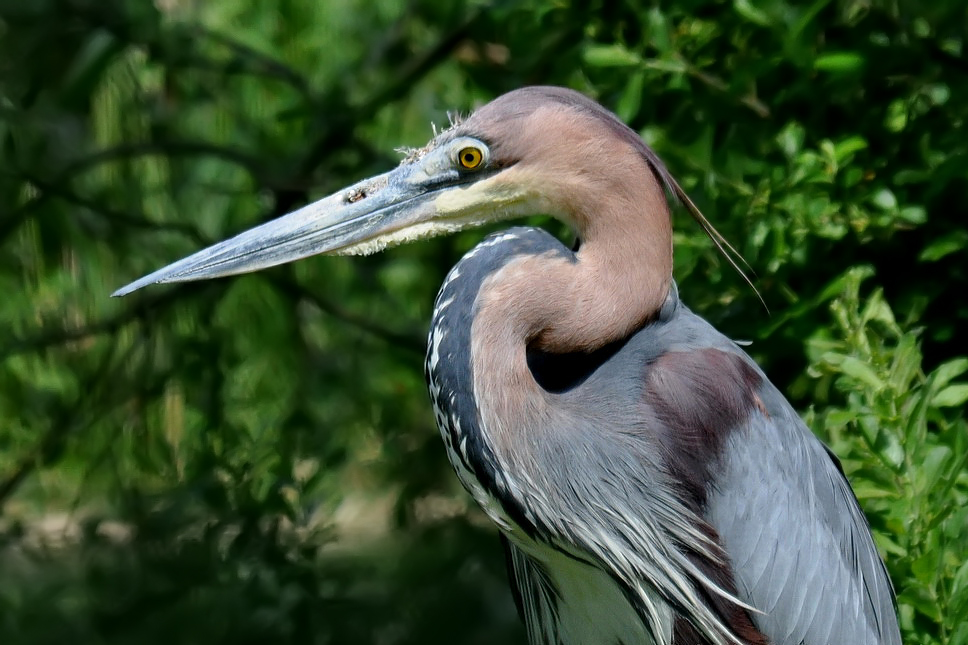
top-left (111, 277), bottom-right (154, 297)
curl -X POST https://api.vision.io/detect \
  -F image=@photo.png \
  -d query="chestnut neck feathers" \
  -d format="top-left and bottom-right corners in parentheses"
top-left (456, 86), bottom-right (674, 353)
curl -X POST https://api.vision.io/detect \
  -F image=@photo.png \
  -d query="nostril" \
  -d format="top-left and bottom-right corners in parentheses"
top-left (346, 187), bottom-right (367, 203)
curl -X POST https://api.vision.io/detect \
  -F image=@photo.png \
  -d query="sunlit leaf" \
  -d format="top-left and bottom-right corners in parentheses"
top-left (919, 231), bottom-right (968, 262)
top-left (814, 51), bottom-right (865, 72)
top-left (839, 356), bottom-right (886, 391)
top-left (732, 0), bottom-right (771, 26)
top-left (582, 44), bottom-right (642, 67)
top-left (932, 384), bottom-right (968, 408)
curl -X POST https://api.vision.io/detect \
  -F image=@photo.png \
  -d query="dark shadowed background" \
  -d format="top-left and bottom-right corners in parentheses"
top-left (1, 0), bottom-right (966, 643)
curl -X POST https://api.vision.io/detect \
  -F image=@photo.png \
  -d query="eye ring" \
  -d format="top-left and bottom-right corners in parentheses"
top-left (457, 146), bottom-right (484, 170)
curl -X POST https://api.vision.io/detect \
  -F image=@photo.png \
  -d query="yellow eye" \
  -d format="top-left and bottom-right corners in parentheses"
top-left (457, 146), bottom-right (484, 170)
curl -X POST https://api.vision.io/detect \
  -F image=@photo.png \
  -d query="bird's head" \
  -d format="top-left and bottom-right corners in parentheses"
top-left (113, 86), bottom-right (728, 297)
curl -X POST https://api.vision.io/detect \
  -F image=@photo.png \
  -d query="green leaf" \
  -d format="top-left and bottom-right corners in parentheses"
top-left (911, 550), bottom-right (940, 586)
top-left (582, 44), bottom-right (642, 68)
top-left (931, 358), bottom-right (968, 389)
top-left (898, 205), bottom-right (927, 225)
top-left (870, 188), bottom-right (898, 211)
top-left (833, 136), bottom-right (867, 162)
top-left (825, 409), bottom-right (857, 428)
top-left (732, 0), bottom-right (771, 26)
top-left (839, 356), bottom-right (886, 391)
top-left (899, 586), bottom-right (943, 621)
top-left (926, 83), bottom-right (951, 106)
top-left (884, 99), bottom-right (908, 132)
top-left (645, 7), bottom-right (671, 53)
top-left (874, 532), bottom-right (907, 557)
top-left (850, 485), bottom-right (897, 500)
top-left (919, 231), bottom-right (968, 262)
top-left (952, 622), bottom-right (968, 645)
top-left (616, 70), bottom-right (645, 122)
top-left (776, 122), bottom-right (806, 158)
top-left (932, 384), bottom-right (968, 408)
top-left (920, 445), bottom-right (953, 492)
top-left (814, 52), bottom-right (865, 73)
top-left (862, 293), bottom-right (897, 327)
top-left (791, 0), bottom-right (834, 40)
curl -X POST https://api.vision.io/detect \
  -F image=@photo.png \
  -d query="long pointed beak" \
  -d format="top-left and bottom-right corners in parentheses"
top-left (112, 159), bottom-right (463, 297)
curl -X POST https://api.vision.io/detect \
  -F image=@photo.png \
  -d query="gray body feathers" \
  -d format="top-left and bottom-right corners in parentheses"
top-left (425, 227), bottom-right (900, 645)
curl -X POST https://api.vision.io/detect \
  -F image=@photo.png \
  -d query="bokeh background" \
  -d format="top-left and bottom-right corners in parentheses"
top-left (1, 0), bottom-right (966, 643)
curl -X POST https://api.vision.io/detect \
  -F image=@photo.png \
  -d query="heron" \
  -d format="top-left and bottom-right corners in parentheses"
top-left (114, 86), bottom-right (902, 645)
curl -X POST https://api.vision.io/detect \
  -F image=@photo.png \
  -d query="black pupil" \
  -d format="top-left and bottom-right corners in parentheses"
top-left (464, 152), bottom-right (475, 164)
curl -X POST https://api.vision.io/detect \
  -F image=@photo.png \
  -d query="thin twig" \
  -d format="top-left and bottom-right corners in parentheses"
top-left (681, 57), bottom-right (771, 118)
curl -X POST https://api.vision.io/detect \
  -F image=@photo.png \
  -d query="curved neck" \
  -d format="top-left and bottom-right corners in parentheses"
top-left (428, 163), bottom-right (675, 491)
top-left (520, 165), bottom-right (674, 353)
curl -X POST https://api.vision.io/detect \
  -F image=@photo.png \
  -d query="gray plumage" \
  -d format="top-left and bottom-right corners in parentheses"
top-left (427, 226), bottom-right (901, 645)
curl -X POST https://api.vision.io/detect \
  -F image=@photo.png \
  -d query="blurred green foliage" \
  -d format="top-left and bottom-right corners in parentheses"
top-left (1, 0), bottom-right (966, 643)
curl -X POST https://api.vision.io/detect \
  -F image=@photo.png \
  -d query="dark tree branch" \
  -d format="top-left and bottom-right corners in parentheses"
top-left (0, 287), bottom-right (185, 361)
top-left (267, 273), bottom-right (426, 355)
top-left (61, 141), bottom-right (266, 182)
top-left (292, 7), bottom-right (486, 193)
top-left (18, 173), bottom-right (212, 245)
top-left (187, 25), bottom-right (313, 94)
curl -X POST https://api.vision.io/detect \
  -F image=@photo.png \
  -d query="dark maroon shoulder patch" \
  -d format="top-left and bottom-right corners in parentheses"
top-left (644, 348), bottom-right (766, 508)
top-left (646, 350), bottom-right (772, 644)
